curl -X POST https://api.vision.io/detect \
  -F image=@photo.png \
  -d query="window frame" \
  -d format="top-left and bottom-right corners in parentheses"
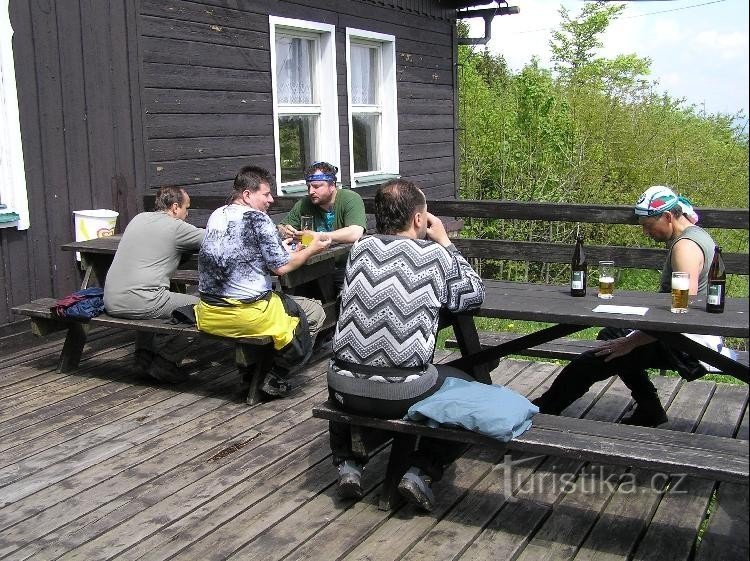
top-left (269, 16), bottom-right (340, 194)
top-left (345, 28), bottom-right (399, 188)
top-left (0, 0), bottom-right (29, 230)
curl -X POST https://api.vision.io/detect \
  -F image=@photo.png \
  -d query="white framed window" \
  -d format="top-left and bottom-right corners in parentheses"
top-left (269, 17), bottom-right (340, 193)
top-left (346, 28), bottom-right (399, 188)
top-left (0, 0), bottom-right (29, 230)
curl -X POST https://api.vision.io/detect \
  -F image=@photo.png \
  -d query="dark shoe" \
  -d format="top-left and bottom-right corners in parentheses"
top-left (134, 349), bottom-right (154, 375)
top-left (148, 356), bottom-right (189, 383)
top-left (398, 467), bottom-right (435, 512)
top-left (621, 405), bottom-right (668, 427)
top-left (260, 371), bottom-right (291, 398)
top-left (337, 460), bottom-right (363, 499)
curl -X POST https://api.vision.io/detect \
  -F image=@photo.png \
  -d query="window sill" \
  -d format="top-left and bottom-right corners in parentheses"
top-left (352, 173), bottom-right (400, 189)
top-left (0, 211), bottom-right (20, 229)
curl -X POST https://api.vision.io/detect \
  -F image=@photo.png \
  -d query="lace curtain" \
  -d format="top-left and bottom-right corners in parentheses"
top-left (350, 45), bottom-right (377, 105)
top-left (276, 36), bottom-right (314, 104)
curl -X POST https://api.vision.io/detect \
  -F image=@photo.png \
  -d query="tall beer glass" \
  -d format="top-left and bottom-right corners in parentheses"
top-left (597, 261), bottom-right (615, 299)
top-left (671, 271), bottom-right (690, 313)
top-left (300, 215), bottom-right (314, 247)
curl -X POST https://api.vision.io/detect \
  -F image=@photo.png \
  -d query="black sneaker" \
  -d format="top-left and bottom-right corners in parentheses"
top-left (260, 372), bottom-right (291, 398)
top-left (337, 460), bottom-right (364, 499)
top-left (398, 467), bottom-right (435, 512)
top-left (148, 356), bottom-right (189, 383)
top-left (621, 405), bottom-right (668, 427)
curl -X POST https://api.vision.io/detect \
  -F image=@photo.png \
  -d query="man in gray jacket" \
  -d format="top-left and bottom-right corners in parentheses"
top-left (104, 186), bottom-right (205, 381)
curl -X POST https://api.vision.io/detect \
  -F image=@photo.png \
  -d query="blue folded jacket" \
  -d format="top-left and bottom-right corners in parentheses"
top-left (405, 377), bottom-right (539, 442)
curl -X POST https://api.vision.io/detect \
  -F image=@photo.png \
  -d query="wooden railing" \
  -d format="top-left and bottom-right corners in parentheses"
top-left (143, 194), bottom-right (748, 275)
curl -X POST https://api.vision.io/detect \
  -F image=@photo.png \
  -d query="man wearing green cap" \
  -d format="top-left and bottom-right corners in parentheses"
top-left (533, 185), bottom-right (723, 427)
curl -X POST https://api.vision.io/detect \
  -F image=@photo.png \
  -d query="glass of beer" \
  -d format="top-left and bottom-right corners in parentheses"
top-left (597, 261), bottom-right (615, 299)
top-left (671, 271), bottom-right (690, 313)
top-left (300, 215), bottom-right (314, 248)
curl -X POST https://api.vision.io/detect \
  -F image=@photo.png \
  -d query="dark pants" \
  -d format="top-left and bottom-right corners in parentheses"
top-left (533, 328), bottom-right (677, 415)
top-left (329, 365), bottom-right (474, 482)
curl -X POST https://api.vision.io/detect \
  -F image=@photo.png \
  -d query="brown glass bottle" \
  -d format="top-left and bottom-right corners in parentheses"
top-left (706, 245), bottom-right (726, 313)
top-left (570, 233), bottom-right (587, 297)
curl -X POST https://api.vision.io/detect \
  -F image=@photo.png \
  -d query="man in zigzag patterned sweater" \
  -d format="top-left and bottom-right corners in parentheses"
top-left (327, 179), bottom-right (485, 512)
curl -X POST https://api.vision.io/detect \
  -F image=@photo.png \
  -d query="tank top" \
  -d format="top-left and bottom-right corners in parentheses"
top-left (658, 225), bottom-right (715, 294)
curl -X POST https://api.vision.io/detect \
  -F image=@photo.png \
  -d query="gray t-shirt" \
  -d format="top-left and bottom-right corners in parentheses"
top-left (104, 212), bottom-right (205, 317)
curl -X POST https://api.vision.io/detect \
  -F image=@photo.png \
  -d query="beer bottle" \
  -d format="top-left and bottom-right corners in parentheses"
top-left (570, 231), bottom-right (587, 297)
top-left (706, 245), bottom-right (726, 313)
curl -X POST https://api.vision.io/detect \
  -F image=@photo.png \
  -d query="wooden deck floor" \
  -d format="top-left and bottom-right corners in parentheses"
top-left (0, 329), bottom-right (747, 561)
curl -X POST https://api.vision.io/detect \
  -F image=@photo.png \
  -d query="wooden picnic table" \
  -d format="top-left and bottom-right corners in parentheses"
top-left (60, 236), bottom-right (351, 303)
top-left (448, 280), bottom-right (749, 383)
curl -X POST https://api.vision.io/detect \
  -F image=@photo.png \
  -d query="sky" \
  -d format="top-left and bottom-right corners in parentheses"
top-left (463, 0), bottom-right (749, 121)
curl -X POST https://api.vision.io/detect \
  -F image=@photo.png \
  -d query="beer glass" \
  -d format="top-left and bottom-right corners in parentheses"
top-left (671, 271), bottom-right (690, 313)
top-left (597, 261), bottom-right (615, 299)
top-left (300, 215), bottom-right (314, 247)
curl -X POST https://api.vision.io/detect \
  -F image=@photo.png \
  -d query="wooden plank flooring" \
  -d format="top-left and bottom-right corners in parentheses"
top-left (0, 332), bottom-right (747, 561)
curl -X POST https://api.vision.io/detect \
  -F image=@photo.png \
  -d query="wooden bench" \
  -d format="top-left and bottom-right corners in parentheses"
top-left (13, 297), bottom-right (336, 405)
top-left (312, 399), bottom-right (749, 510)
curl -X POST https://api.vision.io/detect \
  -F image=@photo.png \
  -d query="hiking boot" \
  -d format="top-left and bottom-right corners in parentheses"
top-left (148, 355), bottom-right (189, 383)
top-left (621, 403), bottom-right (668, 427)
top-left (260, 371), bottom-right (291, 398)
top-left (398, 467), bottom-right (435, 512)
top-left (337, 460), bottom-right (363, 499)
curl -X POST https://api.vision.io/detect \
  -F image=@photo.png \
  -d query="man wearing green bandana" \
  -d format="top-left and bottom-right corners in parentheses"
top-left (533, 185), bottom-right (726, 427)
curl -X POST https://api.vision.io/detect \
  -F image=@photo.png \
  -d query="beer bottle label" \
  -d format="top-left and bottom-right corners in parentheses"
top-left (571, 271), bottom-right (584, 290)
top-left (707, 284), bottom-right (722, 305)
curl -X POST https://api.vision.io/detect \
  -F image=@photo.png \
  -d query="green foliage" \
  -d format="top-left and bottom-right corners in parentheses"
top-left (457, 1), bottom-right (749, 294)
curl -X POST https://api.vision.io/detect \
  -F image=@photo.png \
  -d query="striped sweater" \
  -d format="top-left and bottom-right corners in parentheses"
top-left (329, 235), bottom-right (484, 399)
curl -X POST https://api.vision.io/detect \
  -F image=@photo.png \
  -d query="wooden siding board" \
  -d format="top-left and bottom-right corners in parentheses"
top-left (141, 37), bottom-right (269, 71)
top-left (399, 113), bottom-right (454, 129)
top-left (142, 63), bottom-right (272, 92)
top-left (399, 128), bottom-right (454, 144)
top-left (57, 0), bottom-right (93, 216)
top-left (30, 0), bottom-right (77, 294)
top-left (125, 0), bottom-right (148, 213)
top-left (81, 0), bottom-right (117, 213)
top-left (398, 80), bottom-right (453, 100)
top-left (140, 0), bottom-right (270, 32)
top-left (400, 142), bottom-right (454, 161)
top-left (148, 155), bottom-right (276, 187)
top-left (110, 0), bottom-right (141, 224)
top-left (401, 156), bottom-right (455, 176)
top-left (143, 89), bottom-right (272, 114)
top-left (148, 136), bottom-right (274, 161)
top-left (140, 14), bottom-right (268, 50)
top-left (145, 114), bottom-right (274, 139)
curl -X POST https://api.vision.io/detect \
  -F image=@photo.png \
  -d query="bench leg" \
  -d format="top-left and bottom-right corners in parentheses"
top-left (378, 433), bottom-right (417, 511)
top-left (58, 323), bottom-right (88, 373)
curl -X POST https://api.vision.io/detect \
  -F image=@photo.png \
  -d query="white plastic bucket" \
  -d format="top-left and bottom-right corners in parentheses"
top-left (73, 209), bottom-right (119, 260)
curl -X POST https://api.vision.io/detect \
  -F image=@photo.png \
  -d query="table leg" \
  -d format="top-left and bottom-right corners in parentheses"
top-left (447, 322), bottom-right (586, 375)
top-left (450, 314), bottom-right (494, 383)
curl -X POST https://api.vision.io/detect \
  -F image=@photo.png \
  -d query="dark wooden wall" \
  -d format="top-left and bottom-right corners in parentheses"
top-left (141, 0), bottom-right (460, 223)
top-left (0, 0), bottom-right (144, 329)
top-left (0, 0), bottom-right (460, 331)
